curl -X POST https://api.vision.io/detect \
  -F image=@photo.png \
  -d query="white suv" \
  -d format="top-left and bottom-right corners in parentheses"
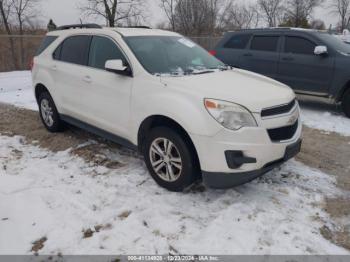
top-left (32, 24), bottom-right (302, 192)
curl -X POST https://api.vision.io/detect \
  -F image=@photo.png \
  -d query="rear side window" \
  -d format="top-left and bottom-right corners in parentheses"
top-left (285, 36), bottom-right (316, 55)
top-left (88, 36), bottom-right (126, 70)
top-left (224, 34), bottom-right (251, 49)
top-left (36, 36), bottom-right (58, 56)
top-left (250, 36), bottom-right (279, 52)
top-left (58, 35), bottom-right (92, 65)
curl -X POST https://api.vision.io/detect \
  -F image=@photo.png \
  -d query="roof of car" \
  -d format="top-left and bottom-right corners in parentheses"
top-left (229, 27), bottom-right (328, 34)
top-left (47, 24), bottom-right (180, 37)
top-left (113, 27), bottom-right (180, 37)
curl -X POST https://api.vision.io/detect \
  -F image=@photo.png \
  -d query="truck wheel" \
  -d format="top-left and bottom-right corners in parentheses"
top-left (143, 127), bottom-right (199, 192)
top-left (38, 92), bottom-right (64, 132)
top-left (342, 89), bottom-right (350, 118)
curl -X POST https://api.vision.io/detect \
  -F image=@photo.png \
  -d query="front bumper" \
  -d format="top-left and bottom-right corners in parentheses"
top-left (189, 105), bottom-right (302, 188)
top-left (202, 139), bottom-right (302, 189)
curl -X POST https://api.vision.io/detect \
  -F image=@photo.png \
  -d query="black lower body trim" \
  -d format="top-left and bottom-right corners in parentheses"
top-left (60, 114), bottom-right (138, 151)
top-left (203, 139), bottom-right (302, 189)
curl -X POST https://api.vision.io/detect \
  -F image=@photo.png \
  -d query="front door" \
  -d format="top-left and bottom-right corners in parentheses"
top-left (82, 35), bottom-right (133, 138)
top-left (277, 35), bottom-right (334, 95)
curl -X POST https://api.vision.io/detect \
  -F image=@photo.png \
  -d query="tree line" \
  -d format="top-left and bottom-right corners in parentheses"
top-left (74, 0), bottom-right (350, 34)
top-left (1, 0), bottom-right (350, 70)
top-left (1, 0), bottom-right (350, 36)
top-left (159, 0), bottom-right (350, 35)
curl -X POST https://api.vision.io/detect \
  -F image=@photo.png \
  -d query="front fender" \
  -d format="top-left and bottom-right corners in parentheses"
top-left (330, 56), bottom-right (350, 101)
top-left (130, 83), bottom-right (222, 145)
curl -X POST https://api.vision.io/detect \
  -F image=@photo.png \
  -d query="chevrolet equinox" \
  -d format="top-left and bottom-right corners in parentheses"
top-left (32, 24), bottom-right (302, 192)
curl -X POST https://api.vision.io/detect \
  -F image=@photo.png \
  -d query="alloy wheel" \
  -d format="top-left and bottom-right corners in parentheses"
top-left (149, 138), bottom-right (183, 182)
top-left (40, 98), bottom-right (54, 127)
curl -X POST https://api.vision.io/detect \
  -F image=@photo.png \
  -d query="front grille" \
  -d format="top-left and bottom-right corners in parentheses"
top-left (268, 120), bottom-right (298, 142)
top-left (261, 99), bottom-right (296, 118)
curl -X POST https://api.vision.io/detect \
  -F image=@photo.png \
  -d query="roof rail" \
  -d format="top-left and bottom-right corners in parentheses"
top-left (57, 24), bottom-right (102, 30)
top-left (118, 26), bottom-right (152, 29)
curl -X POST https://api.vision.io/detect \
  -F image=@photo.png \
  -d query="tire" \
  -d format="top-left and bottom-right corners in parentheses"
top-left (143, 127), bottom-right (199, 192)
top-left (38, 92), bottom-right (64, 132)
top-left (342, 89), bottom-right (350, 118)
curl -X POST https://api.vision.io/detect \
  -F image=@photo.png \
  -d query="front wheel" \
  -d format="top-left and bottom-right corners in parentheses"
top-left (342, 89), bottom-right (350, 118)
top-left (143, 127), bottom-right (199, 192)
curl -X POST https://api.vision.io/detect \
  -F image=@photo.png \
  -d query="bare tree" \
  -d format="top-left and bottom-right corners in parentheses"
top-left (223, 1), bottom-right (260, 30)
top-left (170, 0), bottom-right (225, 36)
top-left (0, 0), bottom-right (18, 69)
top-left (330, 0), bottom-right (350, 31)
top-left (159, 0), bottom-right (178, 31)
top-left (258, 0), bottom-right (285, 27)
top-left (282, 0), bottom-right (324, 27)
top-left (80, 0), bottom-right (147, 27)
top-left (0, 0), bottom-right (41, 69)
top-left (11, 0), bottom-right (41, 68)
top-left (0, 0), bottom-right (12, 34)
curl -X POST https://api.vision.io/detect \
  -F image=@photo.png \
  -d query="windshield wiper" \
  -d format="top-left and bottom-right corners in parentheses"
top-left (184, 68), bottom-right (217, 75)
top-left (192, 70), bottom-right (215, 75)
top-left (209, 65), bottom-right (232, 71)
top-left (184, 69), bottom-right (194, 75)
top-left (155, 67), bottom-right (220, 77)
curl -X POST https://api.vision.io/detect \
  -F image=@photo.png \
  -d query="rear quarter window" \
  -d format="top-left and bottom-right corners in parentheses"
top-left (224, 34), bottom-right (251, 49)
top-left (36, 36), bottom-right (58, 56)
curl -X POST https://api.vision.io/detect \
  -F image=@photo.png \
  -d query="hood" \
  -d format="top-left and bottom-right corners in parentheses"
top-left (160, 69), bottom-right (295, 113)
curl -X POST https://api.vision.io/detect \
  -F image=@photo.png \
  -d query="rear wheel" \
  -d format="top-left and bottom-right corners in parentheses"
top-left (143, 127), bottom-right (199, 192)
top-left (38, 92), bottom-right (64, 132)
top-left (342, 89), bottom-right (350, 118)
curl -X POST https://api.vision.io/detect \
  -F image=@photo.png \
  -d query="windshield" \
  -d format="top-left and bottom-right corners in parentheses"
top-left (317, 33), bottom-right (350, 54)
top-left (125, 36), bottom-right (227, 76)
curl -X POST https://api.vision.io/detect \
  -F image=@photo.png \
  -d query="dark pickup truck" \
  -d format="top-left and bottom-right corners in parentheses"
top-left (211, 28), bottom-right (350, 117)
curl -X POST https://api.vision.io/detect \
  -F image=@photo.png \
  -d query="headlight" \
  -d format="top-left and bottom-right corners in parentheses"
top-left (204, 99), bottom-right (257, 130)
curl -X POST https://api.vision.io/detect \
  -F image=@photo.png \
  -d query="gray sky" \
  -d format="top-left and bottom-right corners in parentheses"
top-left (41, 0), bottom-right (163, 27)
top-left (40, 0), bottom-right (339, 30)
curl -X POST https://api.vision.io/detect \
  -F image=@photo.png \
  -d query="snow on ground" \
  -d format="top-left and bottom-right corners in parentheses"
top-left (301, 108), bottom-right (350, 136)
top-left (0, 71), bottom-right (349, 255)
top-left (0, 71), bottom-right (349, 136)
top-left (0, 135), bottom-right (348, 255)
top-left (0, 71), bottom-right (37, 111)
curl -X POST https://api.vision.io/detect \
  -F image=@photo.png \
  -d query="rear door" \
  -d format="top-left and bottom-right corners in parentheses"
top-left (277, 34), bottom-right (334, 94)
top-left (214, 33), bottom-right (252, 67)
top-left (239, 33), bottom-right (281, 79)
top-left (51, 35), bottom-right (92, 119)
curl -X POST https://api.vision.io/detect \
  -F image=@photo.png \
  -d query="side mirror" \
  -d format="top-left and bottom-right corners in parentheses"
top-left (314, 46), bottom-right (328, 56)
top-left (105, 59), bottom-right (132, 76)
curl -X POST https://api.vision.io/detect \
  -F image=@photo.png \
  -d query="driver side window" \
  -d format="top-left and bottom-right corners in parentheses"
top-left (285, 36), bottom-right (316, 55)
top-left (88, 36), bottom-right (126, 70)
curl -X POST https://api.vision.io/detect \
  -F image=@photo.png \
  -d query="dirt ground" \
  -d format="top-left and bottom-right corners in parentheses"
top-left (296, 126), bottom-right (350, 250)
top-left (0, 103), bottom-right (349, 251)
top-left (0, 103), bottom-right (131, 168)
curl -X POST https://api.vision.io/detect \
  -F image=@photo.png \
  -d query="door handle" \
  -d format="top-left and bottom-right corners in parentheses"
top-left (83, 76), bottom-right (92, 83)
top-left (282, 57), bottom-right (294, 61)
top-left (51, 65), bottom-right (57, 71)
top-left (243, 53), bottom-right (253, 57)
